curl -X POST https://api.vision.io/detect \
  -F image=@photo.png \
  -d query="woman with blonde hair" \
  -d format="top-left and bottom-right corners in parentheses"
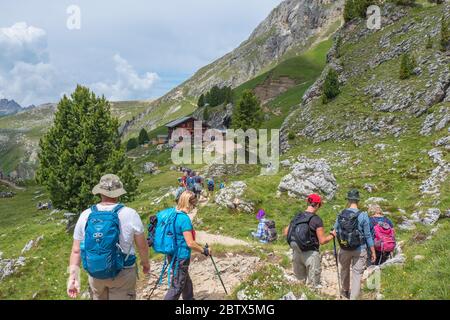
top-left (164, 190), bottom-right (211, 300)
top-left (368, 204), bottom-right (395, 265)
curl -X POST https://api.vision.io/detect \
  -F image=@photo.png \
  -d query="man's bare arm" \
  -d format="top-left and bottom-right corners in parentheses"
top-left (134, 233), bottom-right (150, 274)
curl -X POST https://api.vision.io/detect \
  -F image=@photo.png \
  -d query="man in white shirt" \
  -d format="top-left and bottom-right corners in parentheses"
top-left (67, 174), bottom-right (150, 300)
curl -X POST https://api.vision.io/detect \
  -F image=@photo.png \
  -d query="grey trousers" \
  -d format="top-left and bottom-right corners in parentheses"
top-left (339, 248), bottom-right (367, 300)
top-left (290, 242), bottom-right (321, 287)
top-left (164, 257), bottom-right (194, 300)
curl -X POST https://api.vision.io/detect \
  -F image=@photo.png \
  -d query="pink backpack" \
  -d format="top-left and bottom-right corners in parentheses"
top-left (373, 218), bottom-right (396, 252)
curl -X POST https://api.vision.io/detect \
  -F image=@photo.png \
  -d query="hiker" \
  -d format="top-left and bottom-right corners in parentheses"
top-left (368, 204), bottom-right (396, 265)
top-left (180, 173), bottom-right (187, 188)
top-left (193, 174), bottom-right (203, 199)
top-left (186, 172), bottom-right (195, 192)
top-left (175, 181), bottom-right (186, 204)
top-left (334, 189), bottom-right (376, 300)
top-left (160, 190), bottom-right (211, 300)
top-left (207, 178), bottom-right (215, 194)
top-left (67, 174), bottom-right (150, 300)
top-left (251, 209), bottom-right (277, 243)
top-left (283, 194), bottom-right (335, 288)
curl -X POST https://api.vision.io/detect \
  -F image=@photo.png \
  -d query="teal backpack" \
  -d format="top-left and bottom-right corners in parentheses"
top-left (81, 204), bottom-right (135, 279)
top-left (151, 207), bottom-right (182, 286)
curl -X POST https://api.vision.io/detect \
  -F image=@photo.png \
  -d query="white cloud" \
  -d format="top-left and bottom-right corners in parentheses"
top-left (91, 54), bottom-right (159, 101)
top-left (0, 23), bottom-right (159, 105)
top-left (0, 22), bottom-right (64, 106)
top-left (0, 22), bottom-right (48, 71)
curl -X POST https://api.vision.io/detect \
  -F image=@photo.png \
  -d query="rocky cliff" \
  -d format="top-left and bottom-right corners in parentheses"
top-left (281, 2), bottom-right (450, 151)
top-left (121, 0), bottom-right (344, 137)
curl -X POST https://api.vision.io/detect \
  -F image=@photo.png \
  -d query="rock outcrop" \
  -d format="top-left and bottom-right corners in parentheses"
top-left (215, 181), bottom-right (254, 213)
top-left (278, 157), bottom-right (337, 200)
top-left (280, 3), bottom-right (450, 153)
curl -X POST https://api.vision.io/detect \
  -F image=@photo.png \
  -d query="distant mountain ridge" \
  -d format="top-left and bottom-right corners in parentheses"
top-left (0, 99), bottom-right (22, 116)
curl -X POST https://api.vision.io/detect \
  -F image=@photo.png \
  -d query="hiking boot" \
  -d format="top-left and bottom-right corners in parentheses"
top-left (341, 290), bottom-right (350, 299)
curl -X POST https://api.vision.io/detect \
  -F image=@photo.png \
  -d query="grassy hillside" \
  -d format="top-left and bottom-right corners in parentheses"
top-left (234, 39), bottom-right (333, 129)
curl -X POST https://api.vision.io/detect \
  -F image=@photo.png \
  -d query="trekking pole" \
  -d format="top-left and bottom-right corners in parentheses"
top-left (148, 262), bottom-right (169, 299)
top-left (205, 244), bottom-right (228, 295)
top-left (332, 234), bottom-right (342, 299)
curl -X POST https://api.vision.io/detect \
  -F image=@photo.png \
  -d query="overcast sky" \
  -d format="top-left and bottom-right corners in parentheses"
top-left (0, 0), bottom-right (283, 106)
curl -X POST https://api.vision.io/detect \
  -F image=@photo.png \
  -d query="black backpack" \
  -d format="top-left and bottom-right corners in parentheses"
top-left (336, 210), bottom-right (362, 250)
top-left (287, 213), bottom-right (316, 251)
top-left (263, 220), bottom-right (277, 242)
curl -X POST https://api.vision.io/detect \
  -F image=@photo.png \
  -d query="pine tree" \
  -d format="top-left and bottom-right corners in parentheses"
top-left (231, 90), bottom-right (263, 131)
top-left (322, 68), bottom-right (341, 103)
top-left (399, 53), bottom-right (416, 79)
top-left (36, 85), bottom-right (139, 212)
top-left (209, 86), bottom-right (221, 107)
top-left (335, 35), bottom-right (343, 58)
top-left (399, 54), bottom-right (409, 79)
top-left (391, 0), bottom-right (416, 5)
top-left (344, 0), bottom-right (376, 23)
top-left (425, 34), bottom-right (433, 49)
top-left (127, 137), bottom-right (138, 151)
top-left (198, 94), bottom-right (205, 108)
top-left (205, 91), bottom-right (211, 106)
top-left (224, 86), bottom-right (233, 104)
top-left (203, 106), bottom-right (209, 121)
top-left (440, 15), bottom-right (449, 52)
top-left (344, 0), bottom-right (356, 22)
top-left (138, 128), bottom-right (149, 145)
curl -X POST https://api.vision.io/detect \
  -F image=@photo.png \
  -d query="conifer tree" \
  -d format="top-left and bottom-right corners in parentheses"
top-left (391, 0), bottom-right (416, 5)
top-left (425, 34), bottom-right (433, 49)
top-left (127, 137), bottom-right (139, 151)
top-left (399, 53), bottom-right (416, 79)
top-left (344, 0), bottom-right (377, 23)
top-left (231, 90), bottom-right (262, 131)
top-left (322, 68), bottom-right (341, 103)
top-left (36, 85), bottom-right (139, 212)
top-left (198, 94), bottom-right (205, 108)
top-left (203, 106), bottom-right (209, 121)
top-left (440, 15), bottom-right (449, 52)
top-left (138, 128), bottom-right (149, 145)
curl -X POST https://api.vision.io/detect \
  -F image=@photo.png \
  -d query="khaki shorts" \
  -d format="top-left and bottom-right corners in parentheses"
top-left (88, 267), bottom-right (137, 300)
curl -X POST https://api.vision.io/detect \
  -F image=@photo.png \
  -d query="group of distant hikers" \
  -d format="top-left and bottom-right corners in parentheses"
top-left (67, 174), bottom-right (395, 300)
top-left (174, 168), bottom-right (225, 202)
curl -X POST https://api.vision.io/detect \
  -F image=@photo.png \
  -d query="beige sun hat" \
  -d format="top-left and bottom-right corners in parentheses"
top-left (92, 174), bottom-right (127, 198)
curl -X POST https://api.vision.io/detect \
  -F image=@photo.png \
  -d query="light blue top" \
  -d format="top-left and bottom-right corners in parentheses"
top-left (174, 212), bottom-right (193, 259)
top-left (334, 208), bottom-right (375, 250)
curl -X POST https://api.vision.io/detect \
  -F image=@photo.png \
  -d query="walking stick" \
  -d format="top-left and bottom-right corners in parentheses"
top-left (148, 261), bottom-right (169, 299)
top-left (205, 244), bottom-right (228, 295)
top-left (332, 235), bottom-right (342, 299)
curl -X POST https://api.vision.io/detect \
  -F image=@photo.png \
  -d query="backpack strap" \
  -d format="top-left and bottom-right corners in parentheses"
top-left (167, 210), bottom-right (181, 287)
top-left (112, 203), bottom-right (125, 215)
